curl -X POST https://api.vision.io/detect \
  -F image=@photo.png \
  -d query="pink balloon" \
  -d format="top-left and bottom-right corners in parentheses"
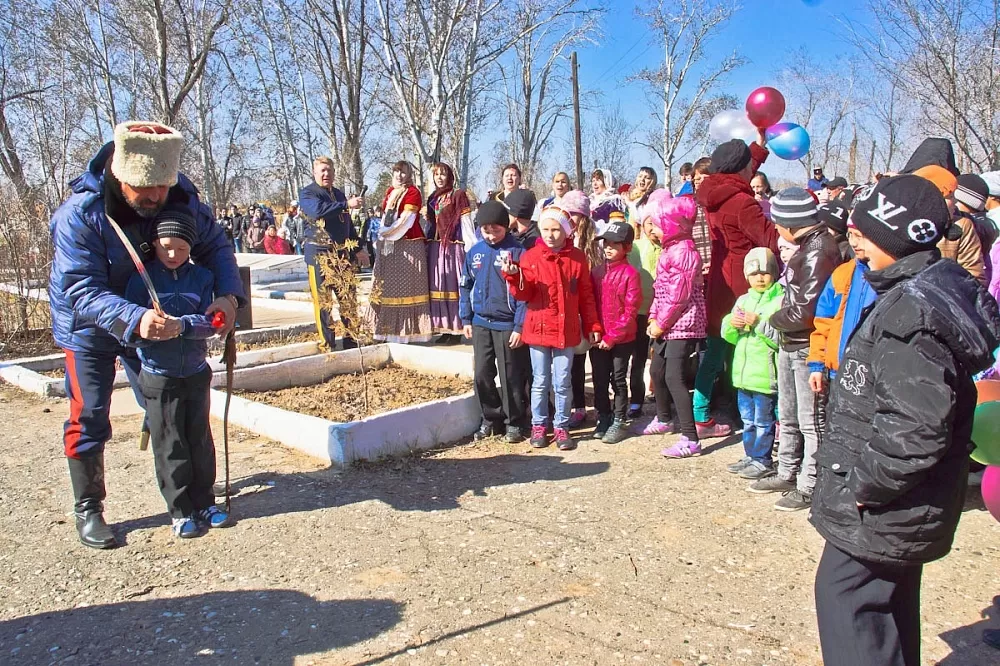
top-left (746, 87), bottom-right (786, 129)
top-left (983, 465), bottom-right (1000, 523)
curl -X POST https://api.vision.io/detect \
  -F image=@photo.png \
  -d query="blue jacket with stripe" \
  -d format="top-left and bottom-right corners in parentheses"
top-left (125, 259), bottom-right (217, 378)
top-left (48, 143), bottom-right (244, 355)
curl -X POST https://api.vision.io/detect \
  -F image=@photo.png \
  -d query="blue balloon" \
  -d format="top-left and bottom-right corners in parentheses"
top-left (765, 122), bottom-right (811, 161)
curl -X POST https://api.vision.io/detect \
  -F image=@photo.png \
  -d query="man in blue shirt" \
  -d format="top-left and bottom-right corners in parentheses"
top-left (808, 166), bottom-right (829, 192)
top-left (298, 157), bottom-right (363, 349)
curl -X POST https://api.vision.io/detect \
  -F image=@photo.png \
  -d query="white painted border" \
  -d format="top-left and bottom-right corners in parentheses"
top-left (209, 343), bottom-right (479, 465)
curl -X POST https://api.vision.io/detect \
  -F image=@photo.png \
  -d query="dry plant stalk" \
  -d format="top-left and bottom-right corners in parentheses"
top-left (0, 191), bottom-right (53, 357)
top-left (316, 239), bottom-right (383, 414)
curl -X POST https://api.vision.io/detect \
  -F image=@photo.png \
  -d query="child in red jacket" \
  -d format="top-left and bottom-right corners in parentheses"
top-left (590, 220), bottom-right (642, 444)
top-left (503, 206), bottom-right (603, 451)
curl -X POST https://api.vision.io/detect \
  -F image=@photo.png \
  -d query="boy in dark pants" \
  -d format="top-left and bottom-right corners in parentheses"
top-left (750, 187), bottom-right (843, 511)
top-left (810, 175), bottom-right (1000, 666)
top-left (125, 209), bottom-right (233, 538)
top-left (460, 201), bottom-right (530, 442)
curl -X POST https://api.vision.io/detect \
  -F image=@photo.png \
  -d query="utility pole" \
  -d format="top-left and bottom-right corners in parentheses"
top-left (571, 51), bottom-right (583, 190)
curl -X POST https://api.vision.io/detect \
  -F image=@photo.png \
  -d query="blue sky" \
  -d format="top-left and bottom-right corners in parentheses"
top-left (474, 0), bottom-right (874, 193)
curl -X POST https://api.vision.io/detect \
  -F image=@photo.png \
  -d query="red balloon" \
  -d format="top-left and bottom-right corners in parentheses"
top-left (746, 87), bottom-right (786, 129)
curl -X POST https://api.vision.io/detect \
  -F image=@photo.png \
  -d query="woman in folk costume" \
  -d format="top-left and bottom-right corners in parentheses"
top-left (373, 160), bottom-right (433, 343)
top-left (591, 168), bottom-right (628, 234)
top-left (627, 167), bottom-right (658, 234)
top-left (426, 162), bottom-right (476, 336)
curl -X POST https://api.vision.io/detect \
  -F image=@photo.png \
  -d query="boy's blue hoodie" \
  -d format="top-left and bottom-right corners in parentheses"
top-left (459, 234), bottom-right (527, 332)
top-left (124, 259), bottom-right (217, 378)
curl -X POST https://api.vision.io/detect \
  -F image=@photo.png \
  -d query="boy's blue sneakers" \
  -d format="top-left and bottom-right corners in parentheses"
top-left (172, 516), bottom-right (208, 539)
top-left (195, 505), bottom-right (233, 529)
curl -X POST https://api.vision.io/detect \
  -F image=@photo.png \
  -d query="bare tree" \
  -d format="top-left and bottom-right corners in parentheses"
top-left (845, 0), bottom-right (1000, 170)
top-left (585, 103), bottom-right (635, 182)
top-left (304, 0), bottom-right (378, 193)
top-left (374, 0), bottom-right (582, 187)
top-left (496, 0), bottom-right (601, 188)
top-left (632, 0), bottom-right (746, 189)
top-left (776, 51), bottom-right (857, 179)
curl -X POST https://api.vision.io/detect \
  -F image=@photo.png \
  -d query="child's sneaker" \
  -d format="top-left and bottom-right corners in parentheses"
top-left (593, 413), bottom-right (613, 439)
top-left (627, 404), bottom-right (643, 419)
top-left (661, 436), bottom-right (702, 458)
top-left (568, 408), bottom-right (587, 428)
top-left (696, 419), bottom-right (732, 438)
top-left (529, 425), bottom-right (549, 448)
top-left (738, 460), bottom-right (776, 480)
top-left (639, 416), bottom-right (675, 436)
top-left (747, 475), bottom-right (796, 494)
top-left (554, 428), bottom-right (576, 451)
top-left (505, 426), bottom-right (526, 443)
top-left (194, 505), bottom-right (233, 529)
top-left (726, 456), bottom-right (752, 474)
top-left (774, 489), bottom-right (812, 512)
top-left (172, 516), bottom-right (207, 539)
top-left (602, 419), bottom-right (627, 444)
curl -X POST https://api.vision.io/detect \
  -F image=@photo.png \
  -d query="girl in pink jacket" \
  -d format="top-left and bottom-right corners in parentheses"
top-left (589, 219), bottom-right (643, 444)
top-left (642, 193), bottom-right (708, 456)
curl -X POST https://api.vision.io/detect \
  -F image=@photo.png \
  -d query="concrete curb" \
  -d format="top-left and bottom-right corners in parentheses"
top-left (209, 343), bottom-right (479, 466)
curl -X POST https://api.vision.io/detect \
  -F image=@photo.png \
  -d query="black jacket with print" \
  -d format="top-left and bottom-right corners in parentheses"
top-left (809, 251), bottom-right (1000, 565)
top-left (770, 226), bottom-right (843, 351)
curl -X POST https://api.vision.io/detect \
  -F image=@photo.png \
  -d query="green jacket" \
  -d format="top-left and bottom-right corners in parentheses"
top-left (628, 237), bottom-right (661, 315)
top-left (721, 282), bottom-right (785, 394)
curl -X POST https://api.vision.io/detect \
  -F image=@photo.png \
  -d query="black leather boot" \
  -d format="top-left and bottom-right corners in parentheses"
top-left (67, 455), bottom-right (118, 549)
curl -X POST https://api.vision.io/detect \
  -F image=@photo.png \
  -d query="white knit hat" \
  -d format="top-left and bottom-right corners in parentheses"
top-left (981, 171), bottom-right (1000, 198)
top-left (110, 121), bottom-right (183, 188)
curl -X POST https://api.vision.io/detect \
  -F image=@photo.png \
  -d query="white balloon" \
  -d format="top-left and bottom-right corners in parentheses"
top-left (729, 115), bottom-right (758, 144)
top-left (708, 109), bottom-right (746, 143)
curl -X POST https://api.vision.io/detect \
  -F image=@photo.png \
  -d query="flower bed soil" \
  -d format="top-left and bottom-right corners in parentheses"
top-left (236, 363), bottom-right (473, 422)
top-left (232, 331), bottom-right (317, 352)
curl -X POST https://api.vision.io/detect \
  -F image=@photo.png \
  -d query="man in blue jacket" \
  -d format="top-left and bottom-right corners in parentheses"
top-left (460, 201), bottom-right (529, 442)
top-left (48, 121), bottom-right (245, 549)
top-left (298, 157), bottom-right (363, 350)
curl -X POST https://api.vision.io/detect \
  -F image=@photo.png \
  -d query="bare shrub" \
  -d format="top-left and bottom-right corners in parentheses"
top-left (0, 189), bottom-right (53, 358)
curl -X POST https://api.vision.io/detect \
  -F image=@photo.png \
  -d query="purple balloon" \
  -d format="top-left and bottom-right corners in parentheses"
top-left (765, 122), bottom-right (811, 161)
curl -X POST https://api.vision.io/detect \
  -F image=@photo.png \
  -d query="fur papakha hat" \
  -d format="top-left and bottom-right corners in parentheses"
top-left (110, 121), bottom-right (184, 188)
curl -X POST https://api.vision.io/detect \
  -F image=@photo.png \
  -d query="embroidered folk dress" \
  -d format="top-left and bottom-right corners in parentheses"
top-left (373, 185), bottom-right (432, 343)
top-left (426, 169), bottom-right (477, 334)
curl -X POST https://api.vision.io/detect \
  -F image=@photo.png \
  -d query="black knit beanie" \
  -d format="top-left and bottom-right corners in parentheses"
top-left (817, 201), bottom-right (850, 235)
top-left (476, 200), bottom-right (509, 228)
top-left (155, 208), bottom-right (198, 248)
top-left (849, 175), bottom-right (952, 259)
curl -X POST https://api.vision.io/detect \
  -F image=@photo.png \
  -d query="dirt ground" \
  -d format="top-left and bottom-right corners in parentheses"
top-left (238, 364), bottom-right (473, 422)
top-left (1, 383), bottom-right (999, 666)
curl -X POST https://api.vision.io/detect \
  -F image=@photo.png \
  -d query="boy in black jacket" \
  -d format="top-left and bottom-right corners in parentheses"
top-left (811, 175), bottom-right (1000, 666)
top-left (460, 201), bottom-right (530, 442)
top-left (750, 187), bottom-right (843, 511)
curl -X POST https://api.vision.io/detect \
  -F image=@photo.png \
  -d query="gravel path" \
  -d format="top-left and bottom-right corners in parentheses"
top-left (1, 384), bottom-right (998, 665)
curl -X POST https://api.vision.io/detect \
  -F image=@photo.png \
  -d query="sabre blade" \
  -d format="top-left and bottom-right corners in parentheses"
top-left (106, 214), bottom-right (164, 315)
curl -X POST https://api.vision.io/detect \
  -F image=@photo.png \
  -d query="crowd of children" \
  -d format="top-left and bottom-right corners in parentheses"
top-left (456, 136), bottom-right (1000, 665)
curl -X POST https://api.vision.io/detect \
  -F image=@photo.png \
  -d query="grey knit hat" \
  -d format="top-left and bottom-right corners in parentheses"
top-left (770, 187), bottom-right (818, 228)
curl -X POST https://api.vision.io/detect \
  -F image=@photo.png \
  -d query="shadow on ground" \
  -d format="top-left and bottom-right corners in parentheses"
top-left (114, 453), bottom-right (611, 539)
top-left (0, 590), bottom-right (402, 665)
top-left (937, 595), bottom-right (1000, 664)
